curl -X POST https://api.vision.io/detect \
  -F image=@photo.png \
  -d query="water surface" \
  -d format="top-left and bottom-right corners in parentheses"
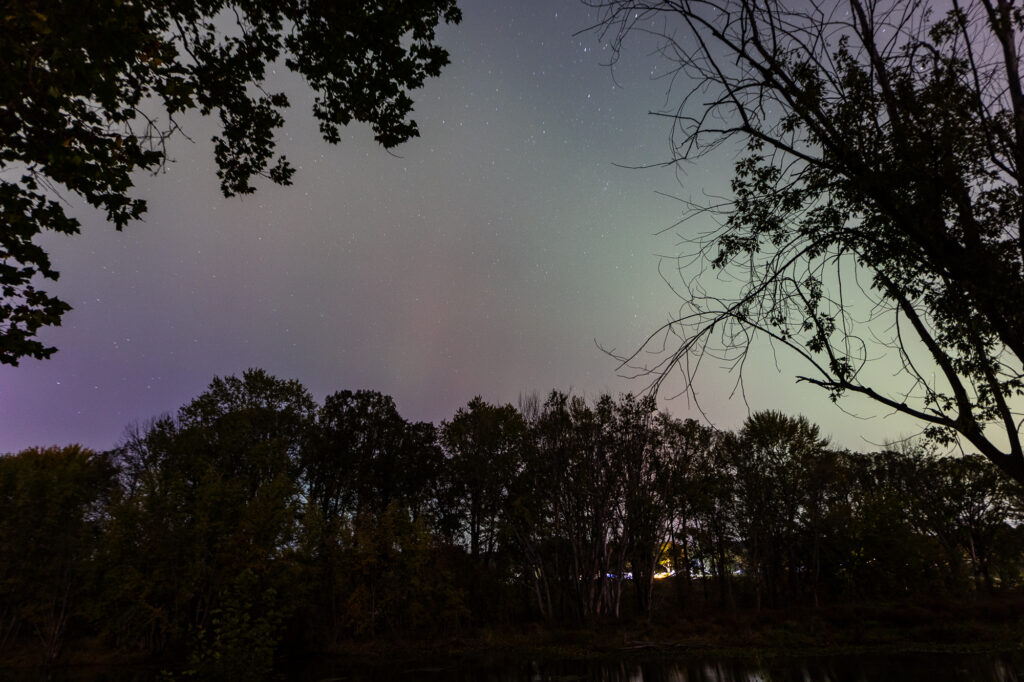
top-left (300, 652), bottom-right (1023, 682)
top-left (14, 652), bottom-right (1024, 682)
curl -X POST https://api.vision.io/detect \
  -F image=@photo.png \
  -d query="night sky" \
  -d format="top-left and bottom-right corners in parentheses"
top-left (0, 0), bottom-right (921, 453)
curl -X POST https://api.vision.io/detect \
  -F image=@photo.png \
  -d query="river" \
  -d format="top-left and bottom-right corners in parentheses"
top-left (10, 652), bottom-right (1024, 681)
top-left (305, 653), bottom-right (1022, 681)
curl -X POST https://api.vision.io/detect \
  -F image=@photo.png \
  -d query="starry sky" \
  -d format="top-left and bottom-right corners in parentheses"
top-left (0, 0), bottom-right (922, 453)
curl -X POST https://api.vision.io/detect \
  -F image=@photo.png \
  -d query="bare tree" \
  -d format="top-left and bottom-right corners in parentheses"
top-left (589, 0), bottom-right (1024, 482)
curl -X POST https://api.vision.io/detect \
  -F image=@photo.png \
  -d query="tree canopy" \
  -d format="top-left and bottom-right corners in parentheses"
top-left (0, 0), bottom-right (460, 365)
top-left (4, 370), bottom-right (1024, 669)
top-left (591, 0), bottom-right (1024, 482)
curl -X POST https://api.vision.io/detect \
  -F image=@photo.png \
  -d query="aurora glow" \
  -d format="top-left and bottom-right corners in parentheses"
top-left (0, 0), bottom-right (923, 453)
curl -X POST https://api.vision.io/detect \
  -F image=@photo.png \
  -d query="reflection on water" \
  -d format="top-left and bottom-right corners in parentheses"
top-left (301, 653), bottom-right (1022, 682)
top-left (9, 653), bottom-right (1024, 682)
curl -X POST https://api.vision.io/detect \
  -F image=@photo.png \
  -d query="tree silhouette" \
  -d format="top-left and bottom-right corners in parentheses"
top-left (0, 0), bottom-right (460, 364)
top-left (592, 0), bottom-right (1024, 482)
top-left (440, 396), bottom-right (527, 560)
top-left (0, 446), bottom-right (114, 663)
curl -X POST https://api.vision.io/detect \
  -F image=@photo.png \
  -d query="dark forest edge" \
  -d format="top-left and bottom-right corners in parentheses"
top-left (2, 369), bottom-right (1024, 677)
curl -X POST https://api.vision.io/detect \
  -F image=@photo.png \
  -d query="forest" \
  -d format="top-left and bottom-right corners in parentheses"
top-left (2, 369), bottom-right (1023, 675)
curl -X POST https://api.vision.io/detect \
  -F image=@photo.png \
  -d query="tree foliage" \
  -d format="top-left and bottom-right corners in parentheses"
top-left (104, 369), bottom-right (310, 656)
top-left (0, 445), bottom-right (114, 662)
top-left (6, 370), bottom-right (1024, 669)
top-left (591, 0), bottom-right (1024, 482)
top-left (440, 396), bottom-right (527, 560)
top-left (0, 0), bottom-right (460, 364)
top-left (310, 389), bottom-right (441, 519)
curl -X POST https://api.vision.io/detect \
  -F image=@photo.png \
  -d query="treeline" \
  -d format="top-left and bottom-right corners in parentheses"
top-left (2, 369), bottom-right (1024, 673)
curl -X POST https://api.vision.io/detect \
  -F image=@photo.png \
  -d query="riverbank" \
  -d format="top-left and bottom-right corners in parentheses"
top-left (3, 597), bottom-right (1023, 674)
top-left (316, 597), bottom-right (1024, 667)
